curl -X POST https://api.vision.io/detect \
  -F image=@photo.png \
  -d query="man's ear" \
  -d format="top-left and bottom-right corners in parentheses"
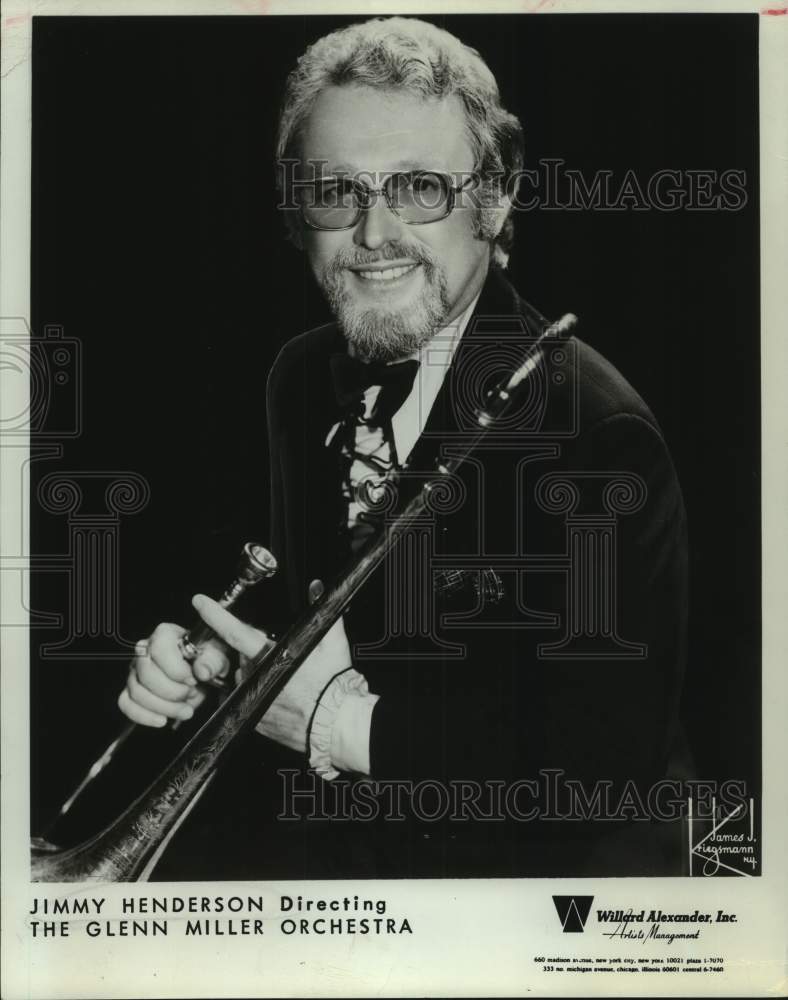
top-left (491, 170), bottom-right (521, 238)
top-left (477, 193), bottom-right (513, 244)
top-left (487, 199), bottom-right (511, 240)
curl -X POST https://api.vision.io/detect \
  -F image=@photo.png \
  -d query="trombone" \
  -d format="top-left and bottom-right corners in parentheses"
top-left (30, 312), bottom-right (577, 882)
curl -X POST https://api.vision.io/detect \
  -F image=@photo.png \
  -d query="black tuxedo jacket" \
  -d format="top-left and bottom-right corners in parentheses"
top-left (258, 268), bottom-right (688, 876)
top-left (153, 268), bottom-right (688, 880)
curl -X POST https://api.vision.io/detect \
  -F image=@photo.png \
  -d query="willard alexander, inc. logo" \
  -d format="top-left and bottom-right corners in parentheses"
top-left (552, 896), bottom-right (594, 933)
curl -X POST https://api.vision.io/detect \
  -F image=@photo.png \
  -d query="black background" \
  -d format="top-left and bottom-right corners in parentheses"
top-left (30, 14), bottom-right (760, 842)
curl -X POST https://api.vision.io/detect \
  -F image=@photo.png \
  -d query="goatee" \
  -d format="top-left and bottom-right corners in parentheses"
top-left (319, 243), bottom-right (451, 362)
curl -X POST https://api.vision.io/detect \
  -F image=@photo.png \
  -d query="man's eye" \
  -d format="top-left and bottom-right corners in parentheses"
top-left (411, 174), bottom-right (441, 195)
top-left (396, 173), bottom-right (445, 205)
top-left (313, 181), bottom-right (355, 207)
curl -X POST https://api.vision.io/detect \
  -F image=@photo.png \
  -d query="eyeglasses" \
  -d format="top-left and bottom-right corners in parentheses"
top-left (297, 170), bottom-right (477, 231)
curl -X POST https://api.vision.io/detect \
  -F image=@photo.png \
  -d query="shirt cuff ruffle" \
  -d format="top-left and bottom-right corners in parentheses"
top-left (308, 668), bottom-right (375, 780)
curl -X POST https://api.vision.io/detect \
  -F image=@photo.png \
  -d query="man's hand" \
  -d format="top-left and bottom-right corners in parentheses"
top-left (117, 620), bottom-right (241, 727)
top-left (193, 594), bottom-right (353, 754)
top-left (118, 593), bottom-right (353, 755)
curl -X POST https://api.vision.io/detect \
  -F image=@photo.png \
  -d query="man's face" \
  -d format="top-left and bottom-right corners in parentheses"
top-left (298, 85), bottom-right (491, 362)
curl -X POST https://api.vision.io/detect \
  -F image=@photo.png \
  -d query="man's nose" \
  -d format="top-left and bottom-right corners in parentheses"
top-left (353, 193), bottom-right (404, 251)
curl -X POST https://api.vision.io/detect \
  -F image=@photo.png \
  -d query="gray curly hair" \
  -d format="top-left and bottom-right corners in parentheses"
top-left (276, 17), bottom-right (524, 269)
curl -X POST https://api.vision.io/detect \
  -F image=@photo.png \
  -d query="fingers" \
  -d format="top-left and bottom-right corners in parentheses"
top-left (192, 637), bottom-right (232, 683)
top-left (119, 660), bottom-right (208, 727)
top-left (120, 625), bottom-right (206, 728)
top-left (135, 649), bottom-right (193, 701)
top-left (118, 686), bottom-right (168, 727)
top-left (192, 595), bottom-right (269, 659)
top-left (127, 668), bottom-right (199, 722)
top-left (148, 623), bottom-right (197, 686)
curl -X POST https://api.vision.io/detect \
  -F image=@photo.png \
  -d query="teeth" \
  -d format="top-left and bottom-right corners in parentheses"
top-left (355, 264), bottom-right (418, 281)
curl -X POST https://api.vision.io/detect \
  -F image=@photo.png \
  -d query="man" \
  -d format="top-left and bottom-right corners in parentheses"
top-left (119, 17), bottom-right (687, 878)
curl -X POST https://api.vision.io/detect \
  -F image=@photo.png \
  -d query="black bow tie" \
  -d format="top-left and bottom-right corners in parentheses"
top-left (330, 354), bottom-right (420, 423)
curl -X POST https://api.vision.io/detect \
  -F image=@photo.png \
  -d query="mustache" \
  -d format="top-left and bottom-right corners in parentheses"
top-left (323, 241), bottom-right (438, 275)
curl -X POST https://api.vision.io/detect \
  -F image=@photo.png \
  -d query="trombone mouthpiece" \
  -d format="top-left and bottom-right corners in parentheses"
top-left (240, 542), bottom-right (278, 583)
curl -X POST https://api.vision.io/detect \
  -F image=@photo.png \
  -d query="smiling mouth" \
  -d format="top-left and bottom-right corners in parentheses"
top-left (350, 262), bottom-right (421, 282)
